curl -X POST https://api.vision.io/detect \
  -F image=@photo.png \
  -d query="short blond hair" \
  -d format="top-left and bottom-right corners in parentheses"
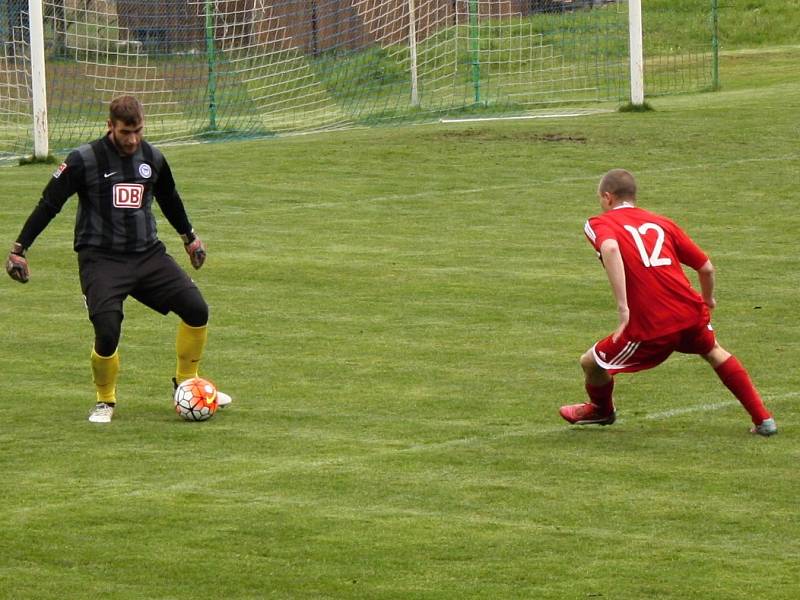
top-left (598, 169), bottom-right (637, 201)
top-left (109, 95), bottom-right (144, 126)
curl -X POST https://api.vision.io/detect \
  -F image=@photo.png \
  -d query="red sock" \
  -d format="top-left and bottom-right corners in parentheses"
top-left (714, 356), bottom-right (771, 424)
top-left (586, 380), bottom-right (614, 412)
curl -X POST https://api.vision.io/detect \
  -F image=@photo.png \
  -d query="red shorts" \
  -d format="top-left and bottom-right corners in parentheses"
top-left (592, 321), bottom-right (716, 375)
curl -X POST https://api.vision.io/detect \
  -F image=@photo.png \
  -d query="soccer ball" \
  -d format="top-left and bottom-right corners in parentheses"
top-left (174, 377), bottom-right (218, 421)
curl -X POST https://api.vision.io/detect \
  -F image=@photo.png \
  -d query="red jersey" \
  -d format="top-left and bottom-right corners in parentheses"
top-left (584, 205), bottom-right (710, 341)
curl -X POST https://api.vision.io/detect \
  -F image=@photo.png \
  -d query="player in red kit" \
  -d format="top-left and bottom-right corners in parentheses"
top-left (559, 169), bottom-right (776, 436)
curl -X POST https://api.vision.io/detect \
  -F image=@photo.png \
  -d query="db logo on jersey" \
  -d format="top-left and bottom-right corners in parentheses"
top-left (113, 183), bottom-right (144, 208)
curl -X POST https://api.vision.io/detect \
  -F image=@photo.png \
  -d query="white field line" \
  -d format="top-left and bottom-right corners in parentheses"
top-left (439, 110), bottom-right (612, 124)
top-left (643, 390), bottom-right (799, 421)
top-left (205, 390), bottom-right (792, 475)
top-left (395, 390), bottom-right (796, 455)
top-left (272, 153), bottom-right (799, 211)
top-left (643, 400), bottom-right (735, 421)
top-left (80, 391), bottom-right (793, 507)
top-left (368, 154), bottom-right (800, 203)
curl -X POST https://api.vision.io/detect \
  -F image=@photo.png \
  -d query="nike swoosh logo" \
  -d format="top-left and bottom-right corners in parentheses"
top-left (104, 171), bottom-right (117, 178)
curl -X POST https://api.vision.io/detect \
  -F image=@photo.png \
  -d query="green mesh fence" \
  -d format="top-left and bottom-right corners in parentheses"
top-left (1, 1), bottom-right (716, 163)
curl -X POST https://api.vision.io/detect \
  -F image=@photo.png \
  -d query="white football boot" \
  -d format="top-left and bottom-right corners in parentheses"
top-left (89, 402), bottom-right (114, 423)
top-left (215, 389), bottom-right (232, 409)
top-left (172, 378), bottom-right (232, 409)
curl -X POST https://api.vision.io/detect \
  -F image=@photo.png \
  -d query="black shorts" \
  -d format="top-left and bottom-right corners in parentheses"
top-left (78, 242), bottom-right (198, 318)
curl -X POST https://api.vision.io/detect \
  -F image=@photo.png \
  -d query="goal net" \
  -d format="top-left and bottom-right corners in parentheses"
top-left (1, 1), bottom-right (715, 162)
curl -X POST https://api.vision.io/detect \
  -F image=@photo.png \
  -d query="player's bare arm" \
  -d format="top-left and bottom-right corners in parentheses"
top-left (599, 238), bottom-right (629, 342)
top-left (696, 259), bottom-right (716, 310)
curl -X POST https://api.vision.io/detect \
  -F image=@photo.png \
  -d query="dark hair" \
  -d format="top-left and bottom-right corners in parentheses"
top-left (598, 169), bottom-right (637, 200)
top-left (109, 95), bottom-right (144, 126)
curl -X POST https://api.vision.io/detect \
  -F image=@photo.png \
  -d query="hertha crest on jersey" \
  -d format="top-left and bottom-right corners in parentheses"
top-left (113, 183), bottom-right (144, 208)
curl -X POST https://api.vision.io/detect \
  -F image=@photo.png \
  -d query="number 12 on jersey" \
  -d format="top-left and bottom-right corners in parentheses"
top-left (624, 223), bottom-right (672, 267)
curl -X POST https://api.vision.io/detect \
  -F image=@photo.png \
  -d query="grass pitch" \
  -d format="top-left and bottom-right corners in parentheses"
top-left (0, 47), bottom-right (798, 599)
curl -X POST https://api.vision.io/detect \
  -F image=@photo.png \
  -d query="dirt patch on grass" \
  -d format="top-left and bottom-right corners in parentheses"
top-left (423, 129), bottom-right (588, 143)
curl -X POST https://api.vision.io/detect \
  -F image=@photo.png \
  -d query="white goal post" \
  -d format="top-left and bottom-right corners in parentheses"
top-left (627, 0), bottom-right (644, 106)
top-left (29, 0), bottom-right (49, 158)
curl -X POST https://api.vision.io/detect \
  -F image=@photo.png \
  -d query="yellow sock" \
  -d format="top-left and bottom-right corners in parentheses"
top-left (176, 321), bottom-right (208, 383)
top-left (91, 348), bottom-right (119, 404)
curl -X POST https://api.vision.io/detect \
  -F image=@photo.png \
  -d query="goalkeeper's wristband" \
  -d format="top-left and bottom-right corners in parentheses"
top-left (179, 230), bottom-right (197, 245)
top-left (10, 242), bottom-right (26, 257)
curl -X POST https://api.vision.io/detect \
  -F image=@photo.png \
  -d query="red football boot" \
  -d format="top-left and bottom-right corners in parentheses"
top-left (559, 402), bottom-right (616, 425)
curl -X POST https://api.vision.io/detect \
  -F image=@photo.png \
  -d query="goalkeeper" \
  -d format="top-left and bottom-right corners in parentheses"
top-left (5, 95), bottom-right (231, 423)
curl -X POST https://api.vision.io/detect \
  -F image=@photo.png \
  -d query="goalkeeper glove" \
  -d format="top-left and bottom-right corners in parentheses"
top-left (5, 242), bottom-right (30, 283)
top-left (180, 230), bottom-right (206, 270)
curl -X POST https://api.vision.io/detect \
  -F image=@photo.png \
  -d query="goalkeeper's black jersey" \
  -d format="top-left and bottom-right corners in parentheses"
top-left (17, 135), bottom-right (192, 253)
